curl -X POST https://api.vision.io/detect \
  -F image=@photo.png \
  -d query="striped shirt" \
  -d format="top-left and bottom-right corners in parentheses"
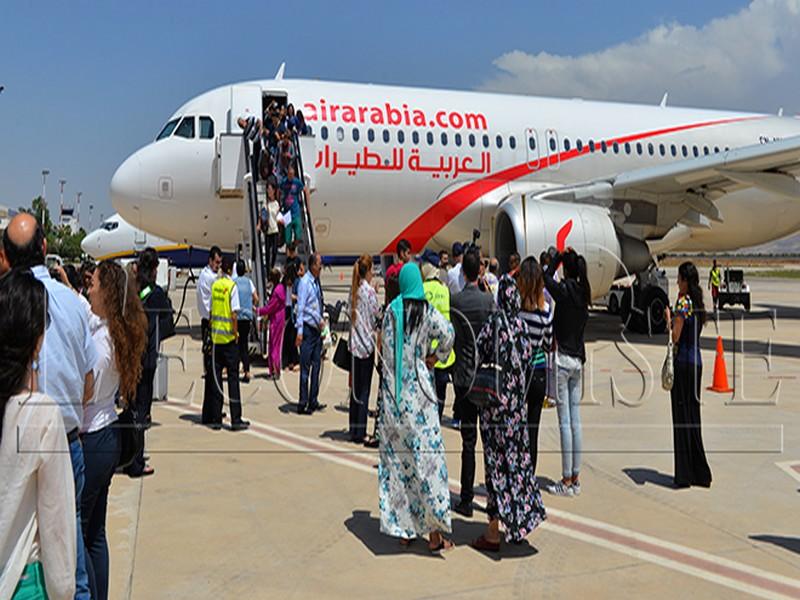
top-left (239, 115), bottom-right (261, 141)
top-left (519, 300), bottom-right (554, 370)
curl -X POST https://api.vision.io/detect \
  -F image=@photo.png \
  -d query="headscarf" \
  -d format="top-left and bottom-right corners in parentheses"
top-left (497, 274), bottom-right (521, 317)
top-left (389, 263), bottom-right (426, 402)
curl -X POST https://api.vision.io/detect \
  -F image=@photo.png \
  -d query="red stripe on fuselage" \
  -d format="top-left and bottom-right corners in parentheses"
top-left (381, 116), bottom-right (761, 254)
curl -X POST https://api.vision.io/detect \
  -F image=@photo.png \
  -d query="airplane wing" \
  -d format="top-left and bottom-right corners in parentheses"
top-left (537, 135), bottom-right (800, 228)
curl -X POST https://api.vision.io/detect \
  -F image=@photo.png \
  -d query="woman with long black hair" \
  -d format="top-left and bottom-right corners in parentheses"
top-left (666, 261), bottom-right (712, 488)
top-left (544, 248), bottom-right (591, 497)
top-left (0, 269), bottom-right (76, 600)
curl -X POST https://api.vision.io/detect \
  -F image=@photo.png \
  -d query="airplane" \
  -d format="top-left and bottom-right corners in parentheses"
top-left (110, 68), bottom-right (800, 332)
top-left (81, 213), bottom-right (208, 268)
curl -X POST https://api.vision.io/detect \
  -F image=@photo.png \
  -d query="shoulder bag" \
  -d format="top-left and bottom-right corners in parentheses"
top-left (661, 315), bottom-right (674, 391)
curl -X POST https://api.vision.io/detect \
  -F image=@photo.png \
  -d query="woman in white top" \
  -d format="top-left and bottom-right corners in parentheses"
top-left (0, 269), bottom-right (76, 600)
top-left (80, 261), bottom-right (147, 600)
top-left (265, 181), bottom-right (281, 270)
top-left (348, 254), bottom-right (381, 446)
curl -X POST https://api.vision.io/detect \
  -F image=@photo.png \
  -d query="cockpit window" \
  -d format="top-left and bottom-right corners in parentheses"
top-left (156, 118), bottom-right (179, 140)
top-left (101, 221), bottom-right (119, 231)
top-left (175, 116), bottom-right (195, 138)
top-left (199, 116), bottom-right (214, 139)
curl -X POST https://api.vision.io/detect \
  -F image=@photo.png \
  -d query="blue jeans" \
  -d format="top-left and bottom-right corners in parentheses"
top-left (81, 424), bottom-right (121, 600)
top-left (69, 438), bottom-right (91, 600)
top-left (299, 325), bottom-right (322, 412)
top-left (556, 356), bottom-right (583, 480)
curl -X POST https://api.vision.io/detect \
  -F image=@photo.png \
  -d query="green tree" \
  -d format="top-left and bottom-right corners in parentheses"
top-left (16, 197), bottom-right (86, 262)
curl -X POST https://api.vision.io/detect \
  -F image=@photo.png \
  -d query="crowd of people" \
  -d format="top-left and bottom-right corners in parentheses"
top-left (0, 209), bottom-right (714, 596)
top-left (0, 213), bottom-right (174, 599)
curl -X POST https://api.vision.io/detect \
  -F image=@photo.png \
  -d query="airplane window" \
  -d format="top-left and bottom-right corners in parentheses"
top-left (681, 145), bottom-right (688, 157)
top-left (564, 138), bottom-right (571, 151)
top-left (321, 126), bottom-right (329, 140)
top-left (703, 146), bottom-right (710, 155)
top-left (397, 130), bottom-right (405, 144)
top-left (509, 136), bottom-right (516, 149)
top-left (199, 117), bottom-right (215, 139)
top-left (336, 126), bottom-right (345, 142)
top-left (382, 129), bottom-right (390, 143)
top-left (441, 132), bottom-right (448, 146)
top-left (352, 128), bottom-right (360, 142)
top-left (156, 118), bottom-right (179, 141)
top-left (468, 133), bottom-right (476, 147)
top-left (550, 137), bottom-right (557, 152)
top-left (625, 142), bottom-right (631, 154)
top-left (412, 131), bottom-right (420, 144)
top-left (455, 133), bottom-right (462, 146)
top-left (528, 136), bottom-right (536, 150)
top-left (659, 143), bottom-right (666, 156)
top-left (725, 147), bottom-right (730, 152)
top-left (601, 141), bottom-right (608, 153)
top-left (671, 144), bottom-right (677, 157)
top-left (613, 142), bottom-right (620, 154)
top-left (174, 116), bottom-right (195, 139)
top-left (496, 135), bottom-right (503, 149)
top-left (427, 131), bottom-right (434, 145)
top-left (482, 134), bottom-right (490, 148)
top-left (576, 139), bottom-right (583, 152)
top-left (692, 145), bottom-right (699, 157)
top-left (636, 142), bottom-right (643, 155)
top-left (368, 128), bottom-right (375, 142)
top-left (647, 143), bottom-right (654, 156)
top-left (714, 146), bottom-right (720, 153)
top-left (589, 140), bottom-right (595, 153)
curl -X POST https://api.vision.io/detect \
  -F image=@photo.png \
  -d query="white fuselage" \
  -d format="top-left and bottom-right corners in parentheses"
top-left (111, 78), bottom-right (800, 259)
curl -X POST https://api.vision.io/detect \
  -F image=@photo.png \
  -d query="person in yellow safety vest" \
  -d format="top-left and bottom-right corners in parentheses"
top-left (420, 249), bottom-right (456, 420)
top-left (708, 259), bottom-right (721, 312)
top-left (202, 255), bottom-right (250, 431)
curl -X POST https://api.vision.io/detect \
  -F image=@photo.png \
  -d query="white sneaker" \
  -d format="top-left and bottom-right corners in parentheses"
top-left (572, 481), bottom-right (581, 496)
top-left (547, 481), bottom-right (574, 497)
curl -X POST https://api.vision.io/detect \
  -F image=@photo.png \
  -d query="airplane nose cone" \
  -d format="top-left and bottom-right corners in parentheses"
top-left (80, 231), bottom-right (98, 257)
top-left (110, 153), bottom-right (141, 221)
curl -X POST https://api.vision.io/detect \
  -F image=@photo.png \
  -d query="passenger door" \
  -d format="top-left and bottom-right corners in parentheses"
top-left (525, 128), bottom-right (540, 170)
top-left (546, 129), bottom-right (560, 170)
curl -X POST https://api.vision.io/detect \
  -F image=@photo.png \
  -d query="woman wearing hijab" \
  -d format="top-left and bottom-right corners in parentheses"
top-left (471, 275), bottom-right (547, 552)
top-left (377, 263), bottom-right (455, 553)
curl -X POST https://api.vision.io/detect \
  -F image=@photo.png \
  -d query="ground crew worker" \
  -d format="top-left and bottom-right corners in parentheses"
top-left (202, 255), bottom-right (250, 431)
top-left (421, 249), bottom-right (456, 419)
top-left (708, 259), bottom-right (721, 312)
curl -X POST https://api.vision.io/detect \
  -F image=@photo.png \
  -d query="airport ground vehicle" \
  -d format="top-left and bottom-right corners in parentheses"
top-left (718, 268), bottom-right (751, 311)
top-left (601, 266), bottom-right (670, 334)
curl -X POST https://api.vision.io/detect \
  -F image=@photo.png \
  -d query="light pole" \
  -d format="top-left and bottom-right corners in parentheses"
top-left (41, 169), bottom-right (50, 223)
top-left (58, 179), bottom-right (66, 227)
top-left (76, 192), bottom-right (82, 229)
top-left (89, 204), bottom-right (94, 230)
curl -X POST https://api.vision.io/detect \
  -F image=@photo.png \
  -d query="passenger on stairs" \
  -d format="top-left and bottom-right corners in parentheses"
top-left (280, 164), bottom-right (305, 247)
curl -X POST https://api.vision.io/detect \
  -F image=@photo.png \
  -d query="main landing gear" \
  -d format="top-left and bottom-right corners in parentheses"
top-left (619, 265), bottom-right (670, 335)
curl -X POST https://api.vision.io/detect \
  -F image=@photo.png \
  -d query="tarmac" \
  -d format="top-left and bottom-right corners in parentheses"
top-left (105, 267), bottom-right (800, 599)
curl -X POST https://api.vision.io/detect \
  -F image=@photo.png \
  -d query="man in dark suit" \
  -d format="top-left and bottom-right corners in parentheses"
top-left (450, 248), bottom-right (496, 517)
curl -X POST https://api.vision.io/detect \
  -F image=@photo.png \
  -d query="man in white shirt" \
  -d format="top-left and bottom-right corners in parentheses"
top-left (197, 246), bottom-right (222, 376)
top-left (447, 242), bottom-right (465, 296)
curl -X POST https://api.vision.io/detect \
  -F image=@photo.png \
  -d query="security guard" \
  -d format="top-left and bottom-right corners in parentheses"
top-left (708, 259), bottom-right (721, 312)
top-left (202, 255), bottom-right (250, 430)
top-left (420, 249), bottom-right (456, 418)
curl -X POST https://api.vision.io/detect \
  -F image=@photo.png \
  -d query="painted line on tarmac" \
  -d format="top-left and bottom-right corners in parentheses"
top-left (775, 461), bottom-right (800, 484)
top-left (161, 400), bottom-right (800, 599)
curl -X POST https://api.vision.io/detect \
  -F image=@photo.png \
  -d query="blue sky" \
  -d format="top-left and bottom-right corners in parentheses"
top-left (0, 0), bottom-right (773, 226)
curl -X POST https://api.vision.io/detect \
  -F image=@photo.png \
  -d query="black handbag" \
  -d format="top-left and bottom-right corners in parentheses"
top-left (468, 363), bottom-right (503, 409)
top-left (116, 407), bottom-right (144, 470)
top-left (332, 336), bottom-right (352, 372)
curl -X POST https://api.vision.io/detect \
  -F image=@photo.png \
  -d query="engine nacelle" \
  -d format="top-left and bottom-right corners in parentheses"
top-left (493, 197), bottom-right (649, 299)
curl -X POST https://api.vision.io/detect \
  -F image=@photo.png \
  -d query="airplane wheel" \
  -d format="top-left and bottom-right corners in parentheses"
top-left (620, 289), bottom-right (645, 333)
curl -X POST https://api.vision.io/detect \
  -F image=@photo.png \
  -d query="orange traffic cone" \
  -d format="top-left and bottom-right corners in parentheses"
top-left (707, 336), bottom-right (733, 393)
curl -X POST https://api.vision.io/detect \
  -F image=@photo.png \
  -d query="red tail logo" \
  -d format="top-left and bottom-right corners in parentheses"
top-left (556, 219), bottom-right (573, 252)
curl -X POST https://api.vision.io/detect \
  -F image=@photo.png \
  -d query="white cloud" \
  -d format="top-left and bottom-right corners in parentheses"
top-left (480, 0), bottom-right (800, 114)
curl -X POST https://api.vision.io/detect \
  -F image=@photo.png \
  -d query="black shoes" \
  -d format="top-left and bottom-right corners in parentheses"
top-left (453, 500), bottom-right (474, 517)
top-left (231, 420), bottom-right (250, 431)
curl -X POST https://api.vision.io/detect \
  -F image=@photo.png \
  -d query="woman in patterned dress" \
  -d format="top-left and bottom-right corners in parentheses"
top-left (377, 263), bottom-right (456, 553)
top-left (471, 275), bottom-right (547, 552)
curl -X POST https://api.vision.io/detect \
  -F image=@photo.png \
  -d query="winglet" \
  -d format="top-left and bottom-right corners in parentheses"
top-left (275, 62), bottom-right (285, 81)
top-left (660, 92), bottom-right (668, 108)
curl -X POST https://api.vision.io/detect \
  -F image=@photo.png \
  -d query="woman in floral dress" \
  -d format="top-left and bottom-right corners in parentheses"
top-left (377, 263), bottom-right (455, 553)
top-left (472, 275), bottom-right (547, 552)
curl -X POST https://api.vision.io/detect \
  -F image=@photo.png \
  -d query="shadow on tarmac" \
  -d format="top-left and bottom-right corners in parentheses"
top-left (622, 467), bottom-right (676, 489)
top-left (749, 534), bottom-right (800, 556)
top-left (344, 510), bottom-right (538, 560)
